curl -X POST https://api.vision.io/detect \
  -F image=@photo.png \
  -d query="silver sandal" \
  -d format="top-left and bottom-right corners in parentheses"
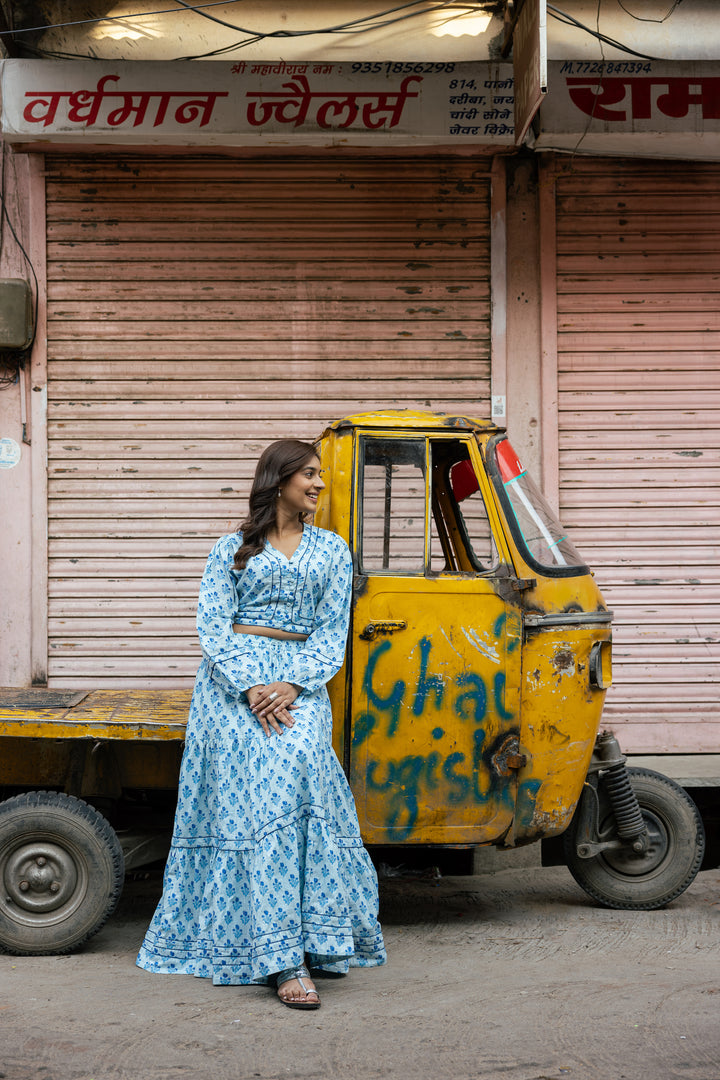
top-left (275, 964), bottom-right (321, 1010)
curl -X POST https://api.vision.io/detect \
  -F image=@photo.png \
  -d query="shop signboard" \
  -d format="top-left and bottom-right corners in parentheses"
top-left (0, 59), bottom-right (515, 147)
top-left (534, 60), bottom-right (720, 159)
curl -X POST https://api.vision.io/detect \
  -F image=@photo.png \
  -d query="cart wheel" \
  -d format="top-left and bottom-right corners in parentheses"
top-left (563, 768), bottom-right (705, 910)
top-left (0, 791), bottom-right (124, 955)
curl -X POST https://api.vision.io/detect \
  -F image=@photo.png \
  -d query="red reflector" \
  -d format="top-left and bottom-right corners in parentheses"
top-left (496, 439), bottom-right (525, 483)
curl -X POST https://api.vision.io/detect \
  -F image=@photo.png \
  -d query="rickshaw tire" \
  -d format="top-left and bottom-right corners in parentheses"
top-left (0, 791), bottom-right (125, 956)
top-left (563, 767), bottom-right (705, 910)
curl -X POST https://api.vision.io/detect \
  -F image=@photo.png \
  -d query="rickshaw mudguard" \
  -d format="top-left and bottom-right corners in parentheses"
top-left (507, 610), bottom-right (613, 847)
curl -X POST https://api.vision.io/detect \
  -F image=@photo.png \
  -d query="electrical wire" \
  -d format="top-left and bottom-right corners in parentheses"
top-left (6, 0), bottom-right (492, 62)
top-left (170, 0), bottom-right (279, 34)
top-left (173, 2), bottom-right (486, 60)
top-left (3, 0), bottom-right (661, 66)
top-left (566, 0), bottom-right (605, 158)
top-left (0, 1), bottom-right (263, 37)
top-left (172, 0), bottom-right (468, 36)
top-left (617, 0), bottom-right (683, 21)
top-left (0, 363), bottom-right (18, 392)
top-left (173, 35), bottom-right (261, 61)
top-left (1, 197), bottom-right (39, 348)
top-left (14, 2), bottom-right (658, 67)
top-left (547, 3), bottom-right (659, 60)
top-left (2, 0), bottom-right (487, 39)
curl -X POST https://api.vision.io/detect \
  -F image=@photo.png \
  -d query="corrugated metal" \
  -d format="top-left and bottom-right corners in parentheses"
top-left (46, 154), bottom-right (492, 688)
top-left (555, 158), bottom-right (720, 753)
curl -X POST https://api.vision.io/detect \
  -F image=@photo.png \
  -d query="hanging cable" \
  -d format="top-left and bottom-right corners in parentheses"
top-left (617, 0), bottom-right (683, 21)
top-left (0, 142), bottom-right (20, 391)
top-left (547, 3), bottom-right (660, 60)
top-left (173, 2), bottom-right (485, 60)
top-left (0, 202), bottom-right (38, 350)
top-left (171, 0), bottom-right (472, 37)
top-left (0, 1), bottom-right (266, 37)
top-left (566, 0), bottom-right (605, 159)
top-left (6, 1), bottom-right (494, 62)
top-left (2, 0), bottom-right (488, 39)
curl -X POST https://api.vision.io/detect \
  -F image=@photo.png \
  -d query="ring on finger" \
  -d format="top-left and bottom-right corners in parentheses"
top-left (268, 690), bottom-right (279, 701)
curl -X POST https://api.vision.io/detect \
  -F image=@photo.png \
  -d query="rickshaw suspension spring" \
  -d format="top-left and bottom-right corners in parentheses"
top-left (602, 760), bottom-right (646, 841)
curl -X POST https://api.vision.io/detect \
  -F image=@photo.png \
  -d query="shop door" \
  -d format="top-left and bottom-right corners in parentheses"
top-left (349, 433), bottom-right (522, 845)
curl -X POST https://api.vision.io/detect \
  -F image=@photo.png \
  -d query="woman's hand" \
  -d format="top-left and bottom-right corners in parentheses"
top-left (247, 681), bottom-right (300, 737)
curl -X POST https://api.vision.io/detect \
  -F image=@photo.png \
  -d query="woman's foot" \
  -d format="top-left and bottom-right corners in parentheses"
top-left (275, 964), bottom-right (320, 1010)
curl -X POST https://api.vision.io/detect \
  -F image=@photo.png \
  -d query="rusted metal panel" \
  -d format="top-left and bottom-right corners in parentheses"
top-left (46, 154), bottom-right (493, 687)
top-left (554, 156), bottom-right (720, 755)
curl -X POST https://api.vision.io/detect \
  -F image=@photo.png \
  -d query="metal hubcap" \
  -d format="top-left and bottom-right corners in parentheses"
top-left (600, 809), bottom-right (669, 876)
top-left (2, 839), bottom-right (87, 926)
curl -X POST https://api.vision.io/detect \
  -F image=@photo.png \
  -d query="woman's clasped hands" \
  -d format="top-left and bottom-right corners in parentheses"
top-left (247, 681), bottom-right (300, 736)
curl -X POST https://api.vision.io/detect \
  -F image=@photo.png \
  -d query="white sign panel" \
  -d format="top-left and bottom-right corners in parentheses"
top-left (535, 60), bottom-right (720, 160)
top-left (0, 436), bottom-right (21, 469)
top-left (0, 59), bottom-right (515, 147)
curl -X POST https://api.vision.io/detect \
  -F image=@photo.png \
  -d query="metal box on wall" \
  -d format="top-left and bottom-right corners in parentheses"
top-left (0, 278), bottom-right (32, 350)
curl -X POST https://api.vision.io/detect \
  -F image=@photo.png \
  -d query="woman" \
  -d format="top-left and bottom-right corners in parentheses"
top-left (137, 439), bottom-right (386, 1008)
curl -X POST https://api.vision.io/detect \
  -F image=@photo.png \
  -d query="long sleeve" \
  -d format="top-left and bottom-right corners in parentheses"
top-left (196, 534), bottom-right (265, 695)
top-left (284, 538), bottom-right (353, 693)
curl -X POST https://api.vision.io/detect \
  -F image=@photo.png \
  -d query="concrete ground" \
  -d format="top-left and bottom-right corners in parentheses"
top-left (1, 863), bottom-right (719, 1080)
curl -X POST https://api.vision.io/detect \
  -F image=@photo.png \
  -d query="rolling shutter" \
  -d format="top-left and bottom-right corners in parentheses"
top-left (555, 157), bottom-right (720, 753)
top-left (45, 153), bottom-right (492, 687)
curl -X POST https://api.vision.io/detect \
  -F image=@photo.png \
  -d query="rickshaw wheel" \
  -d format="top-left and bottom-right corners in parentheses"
top-left (563, 768), bottom-right (705, 910)
top-left (0, 791), bottom-right (124, 955)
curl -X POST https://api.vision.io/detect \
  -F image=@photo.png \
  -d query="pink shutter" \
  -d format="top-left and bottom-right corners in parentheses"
top-left (555, 157), bottom-right (720, 753)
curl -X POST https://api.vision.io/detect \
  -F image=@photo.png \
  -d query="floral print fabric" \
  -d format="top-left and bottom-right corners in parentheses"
top-left (136, 526), bottom-right (386, 985)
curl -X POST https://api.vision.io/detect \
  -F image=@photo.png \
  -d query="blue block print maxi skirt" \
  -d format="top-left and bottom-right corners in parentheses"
top-left (136, 639), bottom-right (386, 985)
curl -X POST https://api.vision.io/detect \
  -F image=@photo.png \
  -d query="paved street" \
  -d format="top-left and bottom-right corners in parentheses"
top-left (2, 864), bottom-right (719, 1080)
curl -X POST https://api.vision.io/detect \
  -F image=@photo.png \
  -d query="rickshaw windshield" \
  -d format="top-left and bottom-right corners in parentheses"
top-left (490, 437), bottom-right (587, 576)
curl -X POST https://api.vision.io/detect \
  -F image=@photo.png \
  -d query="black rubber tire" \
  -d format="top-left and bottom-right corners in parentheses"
top-left (563, 767), bottom-right (705, 911)
top-left (0, 791), bottom-right (124, 955)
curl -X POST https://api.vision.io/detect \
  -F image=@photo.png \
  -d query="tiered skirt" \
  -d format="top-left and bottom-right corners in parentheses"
top-left (136, 640), bottom-right (386, 985)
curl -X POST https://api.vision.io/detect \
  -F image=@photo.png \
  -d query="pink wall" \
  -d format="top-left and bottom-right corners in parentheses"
top-left (0, 151), bottom-right (46, 686)
top-left (503, 154), bottom-right (545, 489)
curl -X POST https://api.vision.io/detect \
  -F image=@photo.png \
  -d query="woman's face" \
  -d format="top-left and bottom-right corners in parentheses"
top-left (278, 455), bottom-right (325, 517)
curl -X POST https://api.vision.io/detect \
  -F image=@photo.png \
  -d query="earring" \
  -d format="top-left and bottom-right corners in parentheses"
top-left (277, 489), bottom-right (282, 497)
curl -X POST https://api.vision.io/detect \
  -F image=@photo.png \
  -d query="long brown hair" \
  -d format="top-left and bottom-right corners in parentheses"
top-left (233, 439), bottom-right (319, 570)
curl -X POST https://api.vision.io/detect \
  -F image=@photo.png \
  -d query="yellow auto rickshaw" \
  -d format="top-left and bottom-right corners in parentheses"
top-left (317, 411), bottom-right (704, 909)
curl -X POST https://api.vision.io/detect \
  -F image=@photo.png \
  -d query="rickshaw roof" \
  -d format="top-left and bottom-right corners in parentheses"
top-left (324, 409), bottom-right (501, 436)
